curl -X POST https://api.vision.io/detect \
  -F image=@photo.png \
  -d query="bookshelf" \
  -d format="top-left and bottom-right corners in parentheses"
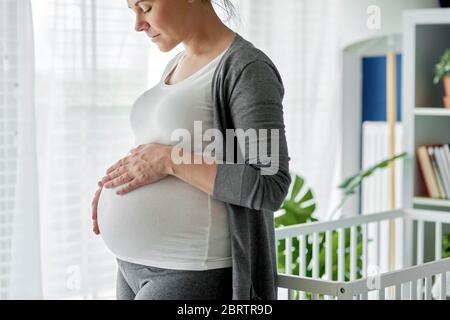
top-left (413, 197), bottom-right (450, 209)
top-left (403, 8), bottom-right (450, 212)
top-left (414, 107), bottom-right (450, 117)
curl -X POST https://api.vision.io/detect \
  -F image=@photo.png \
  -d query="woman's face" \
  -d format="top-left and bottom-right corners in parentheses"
top-left (127, 0), bottom-right (193, 52)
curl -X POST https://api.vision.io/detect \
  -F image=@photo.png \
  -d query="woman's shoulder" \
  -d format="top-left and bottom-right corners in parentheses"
top-left (219, 33), bottom-right (280, 77)
top-left (228, 34), bottom-right (275, 65)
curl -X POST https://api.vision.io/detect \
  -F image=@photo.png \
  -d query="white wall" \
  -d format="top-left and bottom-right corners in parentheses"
top-left (339, 0), bottom-right (439, 49)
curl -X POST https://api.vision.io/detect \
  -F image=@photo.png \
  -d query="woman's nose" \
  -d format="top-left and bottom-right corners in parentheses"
top-left (135, 15), bottom-right (149, 32)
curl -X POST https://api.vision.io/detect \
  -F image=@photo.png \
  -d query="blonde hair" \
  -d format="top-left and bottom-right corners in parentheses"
top-left (203, 0), bottom-right (237, 23)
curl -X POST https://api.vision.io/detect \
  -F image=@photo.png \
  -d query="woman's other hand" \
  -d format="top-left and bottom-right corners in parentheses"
top-left (101, 143), bottom-right (173, 195)
top-left (91, 180), bottom-right (103, 235)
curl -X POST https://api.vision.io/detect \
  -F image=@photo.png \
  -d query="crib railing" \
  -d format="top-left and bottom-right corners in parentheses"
top-left (275, 209), bottom-right (450, 300)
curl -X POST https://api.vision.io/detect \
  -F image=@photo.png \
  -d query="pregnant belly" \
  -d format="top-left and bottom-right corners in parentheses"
top-left (97, 175), bottom-right (211, 260)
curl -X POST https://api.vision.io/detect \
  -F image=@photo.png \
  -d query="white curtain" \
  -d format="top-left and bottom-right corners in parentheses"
top-left (237, 0), bottom-right (343, 219)
top-left (2, 0), bottom-right (182, 299)
top-left (1, 0), bottom-right (42, 299)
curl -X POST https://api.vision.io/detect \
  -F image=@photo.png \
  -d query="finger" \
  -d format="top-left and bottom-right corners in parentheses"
top-left (101, 175), bottom-right (109, 184)
top-left (133, 144), bottom-right (144, 152)
top-left (93, 219), bottom-right (100, 235)
top-left (106, 156), bottom-right (131, 174)
top-left (91, 188), bottom-right (101, 219)
top-left (103, 166), bottom-right (127, 183)
top-left (104, 173), bottom-right (133, 188)
top-left (130, 144), bottom-right (146, 154)
top-left (91, 189), bottom-right (101, 208)
top-left (116, 178), bottom-right (144, 195)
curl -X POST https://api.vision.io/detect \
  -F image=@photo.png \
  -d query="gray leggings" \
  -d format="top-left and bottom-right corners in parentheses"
top-left (115, 258), bottom-right (232, 300)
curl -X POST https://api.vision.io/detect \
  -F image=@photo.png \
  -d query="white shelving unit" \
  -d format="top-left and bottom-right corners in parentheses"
top-left (403, 8), bottom-right (450, 212)
top-left (413, 197), bottom-right (450, 208)
top-left (414, 108), bottom-right (450, 117)
top-left (402, 8), bottom-right (450, 267)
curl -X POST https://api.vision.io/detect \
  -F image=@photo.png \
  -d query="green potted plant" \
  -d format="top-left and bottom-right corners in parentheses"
top-left (433, 48), bottom-right (450, 109)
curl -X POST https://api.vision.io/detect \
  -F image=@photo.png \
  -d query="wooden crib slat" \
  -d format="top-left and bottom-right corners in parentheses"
top-left (440, 272), bottom-right (446, 300)
top-left (285, 237), bottom-right (293, 300)
top-left (435, 222), bottom-right (443, 302)
top-left (417, 220), bottom-right (424, 300)
top-left (299, 235), bottom-right (306, 300)
top-left (312, 233), bottom-right (319, 300)
top-left (376, 222), bottom-right (381, 268)
top-left (285, 237), bottom-right (292, 274)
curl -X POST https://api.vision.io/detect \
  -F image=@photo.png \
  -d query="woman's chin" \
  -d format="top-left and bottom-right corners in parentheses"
top-left (153, 38), bottom-right (181, 53)
top-left (157, 44), bottom-right (173, 53)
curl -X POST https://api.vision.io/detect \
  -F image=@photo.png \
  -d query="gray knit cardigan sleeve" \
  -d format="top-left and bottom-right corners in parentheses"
top-left (211, 54), bottom-right (291, 212)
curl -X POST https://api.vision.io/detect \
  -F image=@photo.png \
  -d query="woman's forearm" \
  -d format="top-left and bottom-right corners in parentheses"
top-left (163, 145), bottom-right (218, 196)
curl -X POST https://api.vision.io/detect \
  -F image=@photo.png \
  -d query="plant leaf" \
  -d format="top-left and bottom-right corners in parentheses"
top-left (331, 152), bottom-right (407, 216)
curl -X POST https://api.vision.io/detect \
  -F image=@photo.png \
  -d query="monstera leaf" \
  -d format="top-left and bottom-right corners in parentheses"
top-left (275, 173), bottom-right (317, 276)
top-left (275, 173), bottom-right (317, 228)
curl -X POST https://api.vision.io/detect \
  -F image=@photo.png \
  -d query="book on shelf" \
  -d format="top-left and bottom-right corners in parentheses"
top-left (435, 146), bottom-right (450, 198)
top-left (416, 144), bottom-right (450, 199)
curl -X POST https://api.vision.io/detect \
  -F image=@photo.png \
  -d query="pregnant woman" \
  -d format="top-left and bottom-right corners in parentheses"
top-left (91, 0), bottom-right (291, 300)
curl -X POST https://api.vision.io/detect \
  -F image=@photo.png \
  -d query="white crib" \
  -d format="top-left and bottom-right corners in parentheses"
top-left (275, 208), bottom-right (450, 300)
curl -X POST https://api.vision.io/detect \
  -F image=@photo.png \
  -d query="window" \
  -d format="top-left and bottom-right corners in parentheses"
top-left (31, 0), bottom-right (181, 299)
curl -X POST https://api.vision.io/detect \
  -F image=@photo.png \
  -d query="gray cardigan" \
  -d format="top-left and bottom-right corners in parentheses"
top-left (165, 33), bottom-right (291, 300)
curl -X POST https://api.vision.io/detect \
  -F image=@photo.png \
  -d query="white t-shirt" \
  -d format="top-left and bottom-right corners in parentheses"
top-left (97, 48), bottom-right (232, 270)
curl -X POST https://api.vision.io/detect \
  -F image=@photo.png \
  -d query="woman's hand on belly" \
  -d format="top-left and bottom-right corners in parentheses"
top-left (91, 180), bottom-right (104, 235)
top-left (101, 143), bottom-right (172, 195)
